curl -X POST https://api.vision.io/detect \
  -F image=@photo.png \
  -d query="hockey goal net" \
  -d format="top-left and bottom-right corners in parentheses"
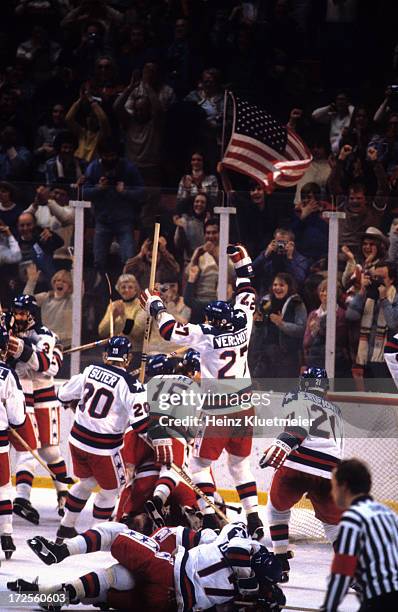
top-left (288, 392), bottom-right (398, 542)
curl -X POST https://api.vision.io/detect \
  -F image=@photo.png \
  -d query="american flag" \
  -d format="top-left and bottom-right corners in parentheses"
top-left (221, 94), bottom-right (312, 188)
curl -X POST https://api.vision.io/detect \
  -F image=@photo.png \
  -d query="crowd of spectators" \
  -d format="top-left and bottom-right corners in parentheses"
top-left (1, 0), bottom-right (398, 389)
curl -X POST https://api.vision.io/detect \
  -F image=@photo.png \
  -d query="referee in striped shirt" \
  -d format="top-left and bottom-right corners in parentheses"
top-left (321, 458), bottom-right (398, 611)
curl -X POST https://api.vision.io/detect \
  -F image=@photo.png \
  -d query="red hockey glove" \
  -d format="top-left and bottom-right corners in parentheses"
top-left (227, 244), bottom-right (254, 277)
top-left (152, 438), bottom-right (174, 466)
top-left (259, 439), bottom-right (292, 469)
top-left (139, 289), bottom-right (166, 317)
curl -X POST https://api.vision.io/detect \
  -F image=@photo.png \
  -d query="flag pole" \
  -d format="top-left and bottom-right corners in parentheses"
top-left (217, 91), bottom-right (236, 300)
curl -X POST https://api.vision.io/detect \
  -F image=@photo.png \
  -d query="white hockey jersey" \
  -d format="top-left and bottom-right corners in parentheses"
top-left (10, 325), bottom-right (60, 412)
top-left (278, 390), bottom-right (344, 479)
top-left (174, 521), bottom-right (259, 611)
top-left (147, 373), bottom-right (202, 439)
top-left (157, 277), bottom-right (255, 398)
top-left (0, 362), bottom-right (26, 453)
top-left (58, 363), bottom-right (149, 455)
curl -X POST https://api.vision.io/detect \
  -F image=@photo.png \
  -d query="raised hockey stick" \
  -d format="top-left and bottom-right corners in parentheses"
top-left (63, 338), bottom-right (109, 355)
top-left (139, 222), bottom-right (161, 383)
top-left (9, 427), bottom-right (75, 485)
top-left (105, 273), bottom-right (114, 337)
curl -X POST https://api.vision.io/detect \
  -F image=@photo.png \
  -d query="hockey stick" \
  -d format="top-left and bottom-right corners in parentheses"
top-left (9, 427), bottom-right (75, 485)
top-left (170, 461), bottom-right (229, 523)
top-left (105, 273), bottom-right (114, 337)
top-left (139, 222), bottom-right (160, 383)
top-left (63, 338), bottom-right (109, 355)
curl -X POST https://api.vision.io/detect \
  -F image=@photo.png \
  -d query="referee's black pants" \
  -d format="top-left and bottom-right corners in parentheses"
top-left (360, 591), bottom-right (398, 611)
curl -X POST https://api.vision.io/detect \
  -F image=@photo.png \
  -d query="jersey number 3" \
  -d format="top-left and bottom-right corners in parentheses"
top-left (81, 382), bottom-right (114, 419)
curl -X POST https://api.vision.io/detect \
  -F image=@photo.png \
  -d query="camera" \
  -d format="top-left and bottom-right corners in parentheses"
top-left (276, 240), bottom-right (287, 254)
top-left (366, 277), bottom-right (384, 300)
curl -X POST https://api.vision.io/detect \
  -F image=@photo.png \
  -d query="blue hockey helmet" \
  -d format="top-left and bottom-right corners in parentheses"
top-left (182, 348), bottom-right (200, 374)
top-left (204, 301), bottom-right (233, 327)
top-left (299, 367), bottom-right (329, 394)
top-left (12, 294), bottom-right (40, 332)
top-left (251, 546), bottom-right (283, 585)
top-left (146, 353), bottom-right (174, 376)
top-left (0, 324), bottom-right (9, 358)
top-left (104, 336), bottom-right (132, 366)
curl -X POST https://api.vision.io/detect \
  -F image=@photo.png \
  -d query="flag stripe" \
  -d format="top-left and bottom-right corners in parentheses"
top-left (222, 94), bottom-right (312, 188)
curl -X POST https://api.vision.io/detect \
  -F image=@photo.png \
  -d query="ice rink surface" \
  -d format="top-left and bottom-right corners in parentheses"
top-left (0, 488), bottom-right (359, 611)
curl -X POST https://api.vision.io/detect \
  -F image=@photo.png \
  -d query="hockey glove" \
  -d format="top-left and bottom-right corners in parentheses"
top-left (227, 244), bottom-right (254, 278)
top-left (139, 289), bottom-right (166, 317)
top-left (259, 439), bottom-right (292, 470)
top-left (152, 438), bottom-right (174, 466)
top-left (7, 336), bottom-right (25, 359)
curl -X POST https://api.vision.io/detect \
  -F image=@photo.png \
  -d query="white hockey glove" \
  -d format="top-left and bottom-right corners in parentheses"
top-left (227, 244), bottom-right (254, 278)
top-left (7, 336), bottom-right (25, 359)
top-left (259, 439), bottom-right (292, 470)
top-left (139, 289), bottom-right (167, 317)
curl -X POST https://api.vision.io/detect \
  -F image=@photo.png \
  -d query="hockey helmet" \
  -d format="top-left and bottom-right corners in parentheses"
top-left (104, 336), bottom-right (132, 366)
top-left (146, 353), bottom-right (174, 376)
top-left (181, 348), bottom-right (200, 374)
top-left (299, 367), bottom-right (329, 394)
top-left (204, 301), bottom-right (233, 327)
top-left (12, 294), bottom-right (40, 332)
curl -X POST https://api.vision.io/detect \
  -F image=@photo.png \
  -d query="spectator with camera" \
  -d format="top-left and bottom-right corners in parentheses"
top-left (250, 272), bottom-right (307, 385)
top-left (345, 262), bottom-right (398, 388)
top-left (312, 92), bottom-right (354, 155)
top-left (329, 145), bottom-right (390, 257)
top-left (253, 227), bottom-right (310, 297)
top-left (83, 139), bottom-right (144, 272)
top-left (65, 88), bottom-right (111, 163)
top-left (290, 182), bottom-right (329, 264)
top-left (123, 236), bottom-right (180, 289)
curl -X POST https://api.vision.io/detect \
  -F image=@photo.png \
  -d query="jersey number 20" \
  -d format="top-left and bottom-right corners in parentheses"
top-left (81, 382), bottom-right (113, 419)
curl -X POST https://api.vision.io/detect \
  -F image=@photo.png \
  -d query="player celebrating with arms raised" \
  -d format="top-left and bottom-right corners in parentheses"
top-left (260, 367), bottom-right (344, 582)
top-left (140, 244), bottom-right (264, 538)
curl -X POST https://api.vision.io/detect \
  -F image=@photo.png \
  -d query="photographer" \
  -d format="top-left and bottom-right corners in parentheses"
top-left (123, 236), bottom-right (180, 289)
top-left (345, 263), bottom-right (398, 388)
top-left (253, 228), bottom-right (310, 296)
top-left (65, 88), bottom-right (111, 163)
top-left (83, 139), bottom-right (144, 271)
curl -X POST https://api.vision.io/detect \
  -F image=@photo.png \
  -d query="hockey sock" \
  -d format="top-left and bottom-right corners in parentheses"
top-left (228, 454), bottom-right (259, 513)
top-left (0, 484), bottom-right (13, 534)
top-left (236, 481), bottom-right (259, 514)
top-left (15, 452), bottom-right (36, 499)
top-left (269, 524), bottom-right (289, 553)
top-left (93, 488), bottom-right (118, 520)
top-left (68, 523), bottom-right (127, 556)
